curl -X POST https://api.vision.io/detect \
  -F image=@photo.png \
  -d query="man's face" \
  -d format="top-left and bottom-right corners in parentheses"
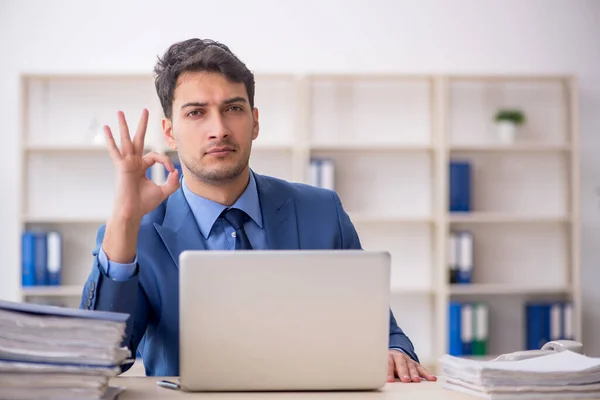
top-left (163, 71), bottom-right (259, 185)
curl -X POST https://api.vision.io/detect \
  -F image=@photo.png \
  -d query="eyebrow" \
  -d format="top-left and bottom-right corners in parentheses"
top-left (180, 97), bottom-right (247, 109)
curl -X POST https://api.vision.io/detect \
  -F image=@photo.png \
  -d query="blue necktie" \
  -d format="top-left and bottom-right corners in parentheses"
top-left (222, 208), bottom-right (253, 250)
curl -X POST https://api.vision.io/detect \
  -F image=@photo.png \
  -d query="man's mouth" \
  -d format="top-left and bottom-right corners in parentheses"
top-left (206, 147), bottom-right (235, 156)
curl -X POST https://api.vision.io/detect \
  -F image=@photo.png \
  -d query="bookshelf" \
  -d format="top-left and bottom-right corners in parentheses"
top-left (442, 76), bottom-right (580, 365)
top-left (16, 72), bottom-right (580, 372)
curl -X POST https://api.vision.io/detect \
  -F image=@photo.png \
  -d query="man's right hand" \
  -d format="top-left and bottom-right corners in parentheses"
top-left (101, 109), bottom-right (180, 264)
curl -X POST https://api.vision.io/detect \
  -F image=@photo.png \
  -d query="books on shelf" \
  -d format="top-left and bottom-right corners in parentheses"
top-left (526, 301), bottom-right (573, 351)
top-left (449, 160), bottom-right (472, 212)
top-left (448, 301), bottom-right (489, 357)
top-left (21, 230), bottom-right (62, 287)
top-left (440, 350), bottom-right (600, 399)
top-left (0, 299), bottom-right (131, 399)
top-left (449, 230), bottom-right (474, 284)
top-left (448, 300), bottom-right (574, 360)
top-left (308, 158), bottom-right (335, 190)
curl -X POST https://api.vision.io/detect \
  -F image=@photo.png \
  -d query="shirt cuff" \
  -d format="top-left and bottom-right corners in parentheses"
top-left (98, 246), bottom-right (138, 281)
top-left (389, 347), bottom-right (408, 356)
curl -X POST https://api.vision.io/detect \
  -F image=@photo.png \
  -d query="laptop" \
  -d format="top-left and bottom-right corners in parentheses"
top-left (178, 250), bottom-right (392, 392)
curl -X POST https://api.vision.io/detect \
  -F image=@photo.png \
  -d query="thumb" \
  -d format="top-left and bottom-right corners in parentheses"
top-left (161, 170), bottom-right (180, 199)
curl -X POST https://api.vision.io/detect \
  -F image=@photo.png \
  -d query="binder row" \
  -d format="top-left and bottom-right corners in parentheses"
top-left (308, 158), bottom-right (335, 190)
top-left (21, 231), bottom-right (62, 287)
top-left (448, 230), bottom-right (474, 284)
top-left (526, 301), bottom-right (574, 350)
top-left (448, 301), bottom-right (574, 357)
top-left (448, 302), bottom-right (489, 356)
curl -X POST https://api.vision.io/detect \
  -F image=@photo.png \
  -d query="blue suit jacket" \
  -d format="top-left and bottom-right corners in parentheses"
top-left (80, 172), bottom-right (418, 375)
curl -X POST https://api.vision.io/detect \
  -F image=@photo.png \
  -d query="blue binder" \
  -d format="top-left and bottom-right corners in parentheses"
top-left (526, 303), bottom-right (550, 350)
top-left (448, 301), bottom-right (463, 356)
top-left (34, 232), bottom-right (48, 286)
top-left (21, 232), bottom-right (36, 287)
top-left (449, 161), bottom-right (472, 212)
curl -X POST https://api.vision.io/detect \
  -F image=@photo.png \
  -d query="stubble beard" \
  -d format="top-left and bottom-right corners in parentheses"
top-left (182, 144), bottom-right (252, 186)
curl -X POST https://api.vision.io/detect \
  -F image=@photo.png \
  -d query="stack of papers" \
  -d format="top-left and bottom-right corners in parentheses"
top-left (0, 299), bottom-right (131, 400)
top-left (440, 351), bottom-right (600, 399)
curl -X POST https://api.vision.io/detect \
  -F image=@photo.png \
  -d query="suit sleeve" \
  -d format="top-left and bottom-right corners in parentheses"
top-left (79, 224), bottom-right (150, 373)
top-left (331, 191), bottom-right (420, 363)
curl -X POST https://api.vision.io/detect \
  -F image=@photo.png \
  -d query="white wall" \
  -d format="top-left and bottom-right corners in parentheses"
top-left (1, 0), bottom-right (600, 352)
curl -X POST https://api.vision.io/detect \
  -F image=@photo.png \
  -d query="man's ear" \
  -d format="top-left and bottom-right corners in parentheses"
top-left (252, 108), bottom-right (259, 140)
top-left (162, 117), bottom-right (177, 151)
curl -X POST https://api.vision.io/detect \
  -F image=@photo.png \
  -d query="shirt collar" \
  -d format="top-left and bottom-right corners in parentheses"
top-left (181, 171), bottom-right (263, 239)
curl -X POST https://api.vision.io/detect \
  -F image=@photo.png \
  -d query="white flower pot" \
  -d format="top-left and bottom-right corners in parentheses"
top-left (92, 131), bottom-right (106, 146)
top-left (496, 121), bottom-right (517, 144)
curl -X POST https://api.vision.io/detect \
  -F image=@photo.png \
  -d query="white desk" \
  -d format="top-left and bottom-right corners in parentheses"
top-left (110, 377), bottom-right (477, 399)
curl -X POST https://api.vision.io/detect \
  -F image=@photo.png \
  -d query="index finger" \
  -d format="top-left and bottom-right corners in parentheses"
top-left (417, 365), bottom-right (437, 381)
top-left (133, 108), bottom-right (149, 155)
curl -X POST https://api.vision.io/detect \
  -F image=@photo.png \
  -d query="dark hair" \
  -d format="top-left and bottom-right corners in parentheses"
top-left (153, 38), bottom-right (255, 119)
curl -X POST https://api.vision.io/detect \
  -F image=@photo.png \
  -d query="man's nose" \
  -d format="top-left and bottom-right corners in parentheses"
top-left (207, 112), bottom-right (228, 140)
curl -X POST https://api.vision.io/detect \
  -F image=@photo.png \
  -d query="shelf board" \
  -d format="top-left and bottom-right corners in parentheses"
top-left (310, 143), bottom-right (433, 152)
top-left (391, 286), bottom-right (433, 295)
top-left (449, 144), bottom-right (571, 153)
top-left (449, 212), bottom-right (570, 224)
top-left (23, 215), bottom-right (108, 224)
top-left (252, 143), bottom-right (294, 151)
top-left (447, 74), bottom-right (571, 82)
top-left (25, 143), bottom-right (162, 154)
top-left (25, 144), bottom-right (110, 153)
top-left (21, 285), bottom-right (83, 297)
top-left (349, 213), bottom-right (433, 224)
top-left (449, 283), bottom-right (572, 295)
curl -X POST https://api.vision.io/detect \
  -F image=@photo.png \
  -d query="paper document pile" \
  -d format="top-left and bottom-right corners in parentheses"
top-left (0, 299), bottom-right (131, 400)
top-left (440, 350), bottom-right (600, 399)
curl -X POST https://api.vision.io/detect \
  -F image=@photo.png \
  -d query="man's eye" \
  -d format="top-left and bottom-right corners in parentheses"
top-left (228, 106), bottom-right (243, 112)
top-left (187, 110), bottom-right (202, 117)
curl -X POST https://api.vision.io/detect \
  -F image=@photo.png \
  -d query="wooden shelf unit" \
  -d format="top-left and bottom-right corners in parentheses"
top-left (17, 72), bottom-right (580, 372)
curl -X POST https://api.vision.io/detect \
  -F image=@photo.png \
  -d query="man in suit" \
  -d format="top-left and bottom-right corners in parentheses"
top-left (80, 38), bottom-right (436, 384)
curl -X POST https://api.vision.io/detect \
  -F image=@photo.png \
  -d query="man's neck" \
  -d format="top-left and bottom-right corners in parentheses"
top-left (185, 168), bottom-right (251, 206)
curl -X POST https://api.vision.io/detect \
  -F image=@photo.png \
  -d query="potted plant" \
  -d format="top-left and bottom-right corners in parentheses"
top-left (494, 109), bottom-right (525, 144)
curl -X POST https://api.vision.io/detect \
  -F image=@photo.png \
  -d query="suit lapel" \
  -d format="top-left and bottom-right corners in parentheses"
top-left (154, 187), bottom-right (206, 269)
top-left (155, 171), bottom-right (300, 262)
top-left (254, 172), bottom-right (300, 250)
